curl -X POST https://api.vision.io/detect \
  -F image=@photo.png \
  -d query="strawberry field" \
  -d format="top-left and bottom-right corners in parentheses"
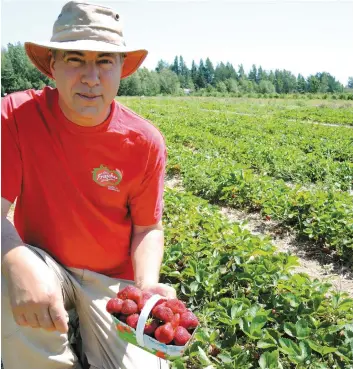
top-left (118, 97), bottom-right (353, 368)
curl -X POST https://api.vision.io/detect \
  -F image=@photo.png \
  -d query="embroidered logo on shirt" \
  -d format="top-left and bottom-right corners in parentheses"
top-left (92, 165), bottom-right (122, 192)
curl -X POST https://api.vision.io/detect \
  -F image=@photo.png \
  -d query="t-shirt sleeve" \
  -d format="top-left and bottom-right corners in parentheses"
top-left (1, 97), bottom-right (23, 204)
top-left (128, 132), bottom-right (167, 226)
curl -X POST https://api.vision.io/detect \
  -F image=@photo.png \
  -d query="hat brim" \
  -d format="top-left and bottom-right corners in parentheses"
top-left (24, 40), bottom-right (148, 79)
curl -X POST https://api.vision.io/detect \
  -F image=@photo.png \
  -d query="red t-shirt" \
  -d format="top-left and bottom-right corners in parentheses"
top-left (1, 87), bottom-right (166, 280)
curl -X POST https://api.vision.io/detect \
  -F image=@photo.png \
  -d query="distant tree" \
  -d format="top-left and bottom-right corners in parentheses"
top-left (307, 75), bottom-right (320, 93)
top-left (348, 77), bottom-right (353, 89)
top-left (296, 74), bottom-right (307, 93)
top-left (258, 80), bottom-right (275, 94)
top-left (224, 78), bottom-right (239, 93)
top-left (190, 60), bottom-right (198, 88)
top-left (248, 64), bottom-right (257, 83)
top-left (204, 58), bottom-right (215, 85)
top-left (239, 79), bottom-right (255, 93)
top-left (137, 68), bottom-right (160, 96)
top-left (118, 73), bottom-right (142, 96)
top-left (238, 64), bottom-right (246, 81)
top-left (196, 59), bottom-right (207, 89)
top-left (155, 59), bottom-right (169, 73)
top-left (215, 81), bottom-right (227, 93)
top-left (257, 66), bottom-right (266, 83)
top-left (170, 56), bottom-right (180, 75)
top-left (159, 69), bottom-right (180, 94)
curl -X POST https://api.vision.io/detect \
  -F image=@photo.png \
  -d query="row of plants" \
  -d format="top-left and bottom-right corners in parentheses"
top-left (161, 188), bottom-right (353, 368)
top-left (118, 97), bottom-right (353, 263)
top-left (137, 96), bottom-right (353, 126)
top-left (121, 98), bottom-right (353, 190)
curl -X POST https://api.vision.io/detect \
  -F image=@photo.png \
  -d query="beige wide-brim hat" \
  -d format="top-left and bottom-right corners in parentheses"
top-left (25, 1), bottom-right (148, 80)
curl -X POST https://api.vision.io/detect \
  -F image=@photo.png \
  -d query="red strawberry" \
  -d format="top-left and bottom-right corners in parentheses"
top-left (117, 285), bottom-right (142, 303)
top-left (106, 298), bottom-right (124, 314)
top-left (126, 313), bottom-right (139, 329)
top-left (137, 291), bottom-right (153, 311)
top-left (154, 322), bottom-right (174, 344)
top-left (165, 299), bottom-right (187, 314)
top-left (151, 299), bottom-right (167, 315)
top-left (121, 299), bottom-right (138, 315)
top-left (171, 313), bottom-right (180, 329)
top-left (179, 311), bottom-right (199, 330)
top-left (143, 318), bottom-right (159, 335)
top-left (173, 326), bottom-right (191, 346)
top-left (152, 305), bottom-right (174, 323)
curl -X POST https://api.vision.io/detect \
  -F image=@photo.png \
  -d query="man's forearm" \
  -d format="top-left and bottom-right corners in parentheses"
top-left (1, 216), bottom-right (29, 276)
top-left (130, 228), bottom-right (164, 289)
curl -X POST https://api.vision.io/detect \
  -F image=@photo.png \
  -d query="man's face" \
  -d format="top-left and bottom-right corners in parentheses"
top-left (49, 50), bottom-right (123, 126)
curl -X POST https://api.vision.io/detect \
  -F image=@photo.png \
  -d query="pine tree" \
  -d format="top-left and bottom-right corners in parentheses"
top-left (204, 58), bottom-right (215, 85)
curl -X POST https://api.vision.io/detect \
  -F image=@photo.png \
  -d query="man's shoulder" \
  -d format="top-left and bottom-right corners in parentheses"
top-left (1, 87), bottom-right (52, 119)
top-left (117, 102), bottom-right (165, 146)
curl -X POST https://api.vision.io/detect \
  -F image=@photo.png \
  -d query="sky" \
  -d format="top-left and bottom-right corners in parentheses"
top-left (1, 0), bottom-right (352, 85)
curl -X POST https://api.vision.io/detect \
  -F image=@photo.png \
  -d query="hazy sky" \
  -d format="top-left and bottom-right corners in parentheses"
top-left (1, 0), bottom-right (352, 85)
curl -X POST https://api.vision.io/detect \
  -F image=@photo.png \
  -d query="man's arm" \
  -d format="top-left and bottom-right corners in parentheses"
top-left (1, 197), bottom-right (69, 332)
top-left (1, 197), bottom-right (30, 275)
top-left (131, 221), bottom-right (176, 298)
top-left (131, 221), bottom-right (164, 289)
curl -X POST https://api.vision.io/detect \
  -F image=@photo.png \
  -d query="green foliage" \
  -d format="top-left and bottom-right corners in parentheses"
top-left (119, 96), bottom-right (353, 263)
top-left (1, 43), bottom-right (54, 95)
top-left (160, 188), bottom-right (353, 368)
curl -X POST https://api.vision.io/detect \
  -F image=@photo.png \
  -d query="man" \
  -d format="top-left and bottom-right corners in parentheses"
top-left (1, 1), bottom-right (175, 368)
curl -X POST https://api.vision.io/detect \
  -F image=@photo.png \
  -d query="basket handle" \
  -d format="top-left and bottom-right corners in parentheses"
top-left (135, 294), bottom-right (165, 347)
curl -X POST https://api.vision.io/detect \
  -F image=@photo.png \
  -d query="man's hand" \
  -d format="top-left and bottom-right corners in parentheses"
top-left (3, 247), bottom-right (69, 333)
top-left (140, 283), bottom-right (177, 299)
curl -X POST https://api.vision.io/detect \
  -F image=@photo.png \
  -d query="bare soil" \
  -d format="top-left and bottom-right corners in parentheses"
top-left (165, 176), bottom-right (353, 298)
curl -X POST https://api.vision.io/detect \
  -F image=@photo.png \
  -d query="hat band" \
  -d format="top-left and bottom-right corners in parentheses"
top-left (51, 26), bottom-right (125, 46)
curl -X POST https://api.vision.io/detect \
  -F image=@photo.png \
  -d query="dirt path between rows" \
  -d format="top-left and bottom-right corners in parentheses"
top-left (165, 176), bottom-right (353, 298)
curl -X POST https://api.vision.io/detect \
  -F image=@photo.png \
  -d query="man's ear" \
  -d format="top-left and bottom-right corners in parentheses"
top-left (49, 51), bottom-right (56, 76)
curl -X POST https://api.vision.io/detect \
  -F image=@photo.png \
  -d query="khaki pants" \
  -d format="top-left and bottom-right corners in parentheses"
top-left (1, 246), bottom-right (169, 369)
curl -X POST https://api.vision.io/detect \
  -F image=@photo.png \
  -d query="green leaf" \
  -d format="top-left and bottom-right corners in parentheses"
top-left (218, 353), bottom-right (233, 364)
top-left (197, 346), bottom-right (211, 365)
top-left (283, 322), bottom-right (296, 338)
top-left (279, 338), bottom-right (300, 356)
top-left (296, 319), bottom-right (311, 339)
top-left (170, 359), bottom-right (186, 369)
top-left (259, 350), bottom-right (282, 369)
top-left (307, 340), bottom-right (337, 356)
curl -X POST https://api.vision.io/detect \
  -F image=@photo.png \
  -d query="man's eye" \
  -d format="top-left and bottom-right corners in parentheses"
top-left (67, 58), bottom-right (83, 64)
top-left (99, 59), bottom-right (113, 65)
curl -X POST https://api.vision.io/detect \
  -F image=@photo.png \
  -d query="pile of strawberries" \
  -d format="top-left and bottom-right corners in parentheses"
top-left (106, 285), bottom-right (199, 346)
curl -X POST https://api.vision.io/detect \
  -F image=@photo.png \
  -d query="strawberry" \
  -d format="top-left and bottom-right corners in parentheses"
top-left (117, 285), bottom-right (142, 303)
top-left (137, 291), bottom-right (153, 311)
top-left (121, 299), bottom-right (138, 315)
top-left (173, 326), bottom-right (191, 346)
top-left (165, 299), bottom-right (187, 314)
top-left (151, 299), bottom-right (167, 315)
top-left (179, 311), bottom-right (199, 330)
top-left (154, 322), bottom-right (174, 344)
top-left (143, 318), bottom-right (159, 335)
top-left (106, 298), bottom-right (124, 314)
top-left (171, 313), bottom-right (180, 329)
top-left (152, 305), bottom-right (174, 323)
top-left (126, 313), bottom-right (139, 329)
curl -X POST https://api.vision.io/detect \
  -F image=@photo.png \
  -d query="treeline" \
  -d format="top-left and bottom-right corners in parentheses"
top-left (2, 43), bottom-right (353, 99)
top-left (119, 56), bottom-right (350, 98)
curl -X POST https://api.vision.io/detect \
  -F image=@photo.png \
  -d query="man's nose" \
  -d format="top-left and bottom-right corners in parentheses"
top-left (81, 61), bottom-right (100, 87)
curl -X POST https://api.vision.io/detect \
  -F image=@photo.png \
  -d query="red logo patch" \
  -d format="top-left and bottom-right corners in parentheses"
top-left (92, 165), bottom-right (122, 188)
